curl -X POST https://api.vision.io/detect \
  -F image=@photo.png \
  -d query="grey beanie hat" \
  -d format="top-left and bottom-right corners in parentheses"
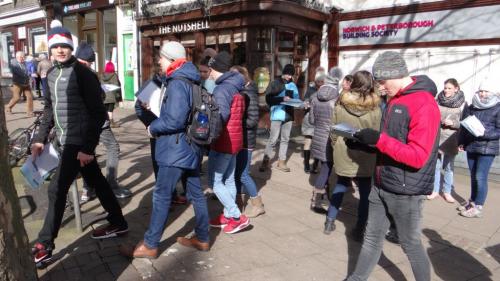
top-left (372, 51), bottom-right (409, 80)
top-left (160, 41), bottom-right (186, 61)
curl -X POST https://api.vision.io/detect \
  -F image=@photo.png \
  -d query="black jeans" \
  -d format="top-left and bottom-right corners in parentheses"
top-left (38, 145), bottom-right (127, 248)
top-left (347, 186), bottom-right (430, 281)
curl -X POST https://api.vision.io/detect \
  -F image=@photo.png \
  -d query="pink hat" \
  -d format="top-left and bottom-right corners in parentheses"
top-left (104, 62), bottom-right (115, 73)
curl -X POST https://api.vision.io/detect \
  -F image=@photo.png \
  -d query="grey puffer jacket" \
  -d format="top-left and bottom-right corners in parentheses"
top-left (459, 102), bottom-right (500, 156)
top-left (34, 56), bottom-right (107, 155)
top-left (243, 81), bottom-right (259, 149)
top-left (301, 85), bottom-right (317, 136)
top-left (438, 99), bottom-right (464, 156)
top-left (310, 83), bottom-right (339, 162)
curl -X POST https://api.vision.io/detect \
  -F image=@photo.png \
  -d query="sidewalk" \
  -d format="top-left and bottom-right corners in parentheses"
top-left (5, 97), bottom-right (500, 281)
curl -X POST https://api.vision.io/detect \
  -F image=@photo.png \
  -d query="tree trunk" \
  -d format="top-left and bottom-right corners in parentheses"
top-left (0, 87), bottom-right (38, 280)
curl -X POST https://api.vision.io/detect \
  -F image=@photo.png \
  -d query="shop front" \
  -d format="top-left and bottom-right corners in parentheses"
top-left (0, 5), bottom-right (46, 80)
top-left (138, 1), bottom-right (328, 128)
top-left (329, 0), bottom-right (500, 172)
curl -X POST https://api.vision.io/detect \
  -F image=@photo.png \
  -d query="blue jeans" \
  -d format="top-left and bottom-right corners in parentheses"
top-left (208, 150), bottom-right (240, 218)
top-left (347, 186), bottom-right (430, 281)
top-left (433, 153), bottom-right (455, 194)
top-left (327, 176), bottom-right (371, 227)
top-left (235, 149), bottom-right (258, 197)
top-left (144, 166), bottom-right (209, 248)
top-left (467, 153), bottom-right (495, 206)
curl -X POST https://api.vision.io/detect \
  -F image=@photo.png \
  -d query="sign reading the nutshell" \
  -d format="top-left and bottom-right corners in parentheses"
top-left (159, 20), bottom-right (210, 34)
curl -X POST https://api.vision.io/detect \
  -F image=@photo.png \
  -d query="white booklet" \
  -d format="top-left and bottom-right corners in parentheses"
top-left (461, 115), bottom-right (485, 137)
top-left (331, 123), bottom-right (359, 140)
top-left (20, 143), bottom-right (59, 189)
top-left (135, 80), bottom-right (165, 117)
top-left (101, 83), bottom-right (121, 93)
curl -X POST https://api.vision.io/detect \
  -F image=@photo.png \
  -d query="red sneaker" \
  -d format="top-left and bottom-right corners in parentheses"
top-left (209, 214), bottom-right (230, 228)
top-left (223, 215), bottom-right (250, 234)
top-left (172, 195), bottom-right (188, 205)
top-left (32, 242), bottom-right (52, 263)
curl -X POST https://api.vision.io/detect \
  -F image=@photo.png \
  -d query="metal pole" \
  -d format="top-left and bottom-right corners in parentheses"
top-left (70, 180), bottom-right (83, 233)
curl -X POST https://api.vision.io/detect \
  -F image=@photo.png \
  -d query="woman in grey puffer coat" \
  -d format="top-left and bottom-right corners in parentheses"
top-left (309, 67), bottom-right (342, 212)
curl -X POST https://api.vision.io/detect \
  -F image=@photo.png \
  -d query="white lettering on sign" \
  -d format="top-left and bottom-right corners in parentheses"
top-left (159, 20), bottom-right (210, 34)
top-left (339, 5), bottom-right (500, 46)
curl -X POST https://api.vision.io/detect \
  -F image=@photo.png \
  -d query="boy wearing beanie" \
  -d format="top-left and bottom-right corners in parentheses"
top-left (30, 20), bottom-right (128, 265)
top-left (346, 51), bottom-right (440, 281)
top-left (259, 63), bottom-right (299, 172)
top-left (121, 40), bottom-right (210, 258)
top-left (206, 51), bottom-right (250, 234)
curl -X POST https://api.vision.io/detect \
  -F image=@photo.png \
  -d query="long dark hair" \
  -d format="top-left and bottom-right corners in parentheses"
top-left (350, 70), bottom-right (374, 99)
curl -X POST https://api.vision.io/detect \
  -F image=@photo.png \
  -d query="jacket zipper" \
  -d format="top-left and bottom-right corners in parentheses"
top-left (54, 68), bottom-right (64, 144)
top-left (376, 101), bottom-right (395, 186)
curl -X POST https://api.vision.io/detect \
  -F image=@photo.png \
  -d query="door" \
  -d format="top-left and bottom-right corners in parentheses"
top-left (122, 34), bottom-right (135, 101)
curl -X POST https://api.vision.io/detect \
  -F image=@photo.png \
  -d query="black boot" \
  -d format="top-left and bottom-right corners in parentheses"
top-left (303, 150), bottom-right (311, 173)
top-left (324, 218), bottom-right (335, 235)
top-left (259, 155), bottom-right (270, 172)
top-left (311, 159), bottom-right (319, 174)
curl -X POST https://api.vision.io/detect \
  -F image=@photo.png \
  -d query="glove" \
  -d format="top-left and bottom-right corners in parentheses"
top-left (354, 128), bottom-right (380, 145)
top-left (344, 139), bottom-right (377, 153)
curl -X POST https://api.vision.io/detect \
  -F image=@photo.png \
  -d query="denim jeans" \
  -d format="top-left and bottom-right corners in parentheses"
top-left (264, 120), bottom-right (293, 161)
top-left (467, 153), bottom-right (496, 206)
top-left (327, 176), bottom-right (371, 227)
top-left (347, 186), bottom-right (430, 281)
top-left (83, 126), bottom-right (120, 190)
top-left (314, 161), bottom-right (333, 189)
top-left (208, 150), bottom-right (240, 218)
top-left (235, 149), bottom-right (258, 197)
top-left (433, 153), bottom-right (455, 194)
top-left (144, 166), bottom-right (209, 249)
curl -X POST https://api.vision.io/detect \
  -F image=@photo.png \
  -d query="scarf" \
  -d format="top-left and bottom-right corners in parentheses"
top-left (165, 58), bottom-right (187, 76)
top-left (437, 90), bottom-right (465, 108)
top-left (472, 91), bottom-right (499, 109)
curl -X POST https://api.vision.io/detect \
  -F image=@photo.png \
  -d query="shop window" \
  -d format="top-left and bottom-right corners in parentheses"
top-left (103, 9), bottom-right (117, 63)
top-left (83, 12), bottom-right (97, 29)
top-left (0, 32), bottom-right (14, 77)
top-left (62, 15), bottom-right (78, 44)
top-left (218, 30), bottom-right (231, 53)
top-left (278, 31), bottom-right (294, 52)
top-left (256, 28), bottom-right (272, 52)
top-left (297, 34), bottom-right (308, 56)
top-left (205, 31), bottom-right (217, 51)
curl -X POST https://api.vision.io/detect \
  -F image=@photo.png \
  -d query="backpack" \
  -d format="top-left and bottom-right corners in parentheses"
top-left (174, 77), bottom-right (222, 145)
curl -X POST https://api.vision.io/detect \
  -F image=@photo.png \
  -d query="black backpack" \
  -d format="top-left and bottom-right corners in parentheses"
top-left (174, 77), bottom-right (222, 145)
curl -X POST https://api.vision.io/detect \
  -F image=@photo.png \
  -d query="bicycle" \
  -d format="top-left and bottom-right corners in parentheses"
top-left (8, 110), bottom-right (45, 167)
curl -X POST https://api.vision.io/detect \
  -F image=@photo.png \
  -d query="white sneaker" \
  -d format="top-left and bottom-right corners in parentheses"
top-left (427, 192), bottom-right (439, 200)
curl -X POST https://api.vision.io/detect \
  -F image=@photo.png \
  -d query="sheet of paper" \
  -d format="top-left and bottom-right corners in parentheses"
top-left (331, 123), bottom-right (359, 140)
top-left (20, 144), bottom-right (59, 189)
top-left (101, 83), bottom-right (121, 93)
top-left (280, 98), bottom-right (305, 108)
top-left (460, 115), bottom-right (485, 137)
top-left (135, 80), bottom-right (164, 117)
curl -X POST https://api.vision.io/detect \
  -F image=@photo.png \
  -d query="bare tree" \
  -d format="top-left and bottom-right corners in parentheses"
top-left (0, 87), bottom-right (37, 280)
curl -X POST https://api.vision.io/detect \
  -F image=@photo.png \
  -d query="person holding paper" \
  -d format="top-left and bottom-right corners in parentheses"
top-left (30, 20), bottom-right (128, 265)
top-left (427, 78), bottom-right (465, 203)
top-left (346, 51), bottom-right (439, 281)
top-left (458, 78), bottom-right (500, 218)
top-left (309, 67), bottom-right (341, 213)
top-left (323, 70), bottom-right (381, 238)
top-left (101, 61), bottom-right (122, 128)
top-left (259, 64), bottom-right (299, 172)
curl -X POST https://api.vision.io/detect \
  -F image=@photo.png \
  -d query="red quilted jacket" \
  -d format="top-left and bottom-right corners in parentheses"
top-left (211, 94), bottom-right (245, 154)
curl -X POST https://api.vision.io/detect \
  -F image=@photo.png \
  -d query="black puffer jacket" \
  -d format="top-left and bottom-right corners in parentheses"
top-left (459, 103), bottom-right (500, 156)
top-left (242, 81), bottom-right (259, 149)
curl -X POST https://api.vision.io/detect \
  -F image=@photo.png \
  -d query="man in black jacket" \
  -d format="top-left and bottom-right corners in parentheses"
top-left (30, 21), bottom-right (128, 266)
top-left (6, 50), bottom-right (34, 116)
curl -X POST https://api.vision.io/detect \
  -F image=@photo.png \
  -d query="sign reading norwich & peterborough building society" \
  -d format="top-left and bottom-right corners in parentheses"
top-left (159, 20), bottom-right (210, 34)
top-left (339, 5), bottom-right (500, 46)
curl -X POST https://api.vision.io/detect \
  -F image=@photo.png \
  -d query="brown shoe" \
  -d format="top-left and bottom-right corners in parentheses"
top-left (276, 160), bottom-right (290, 172)
top-left (177, 236), bottom-right (209, 251)
top-left (119, 241), bottom-right (158, 259)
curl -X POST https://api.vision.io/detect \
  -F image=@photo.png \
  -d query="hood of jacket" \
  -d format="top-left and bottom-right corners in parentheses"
top-left (339, 90), bottom-right (381, 117)
top-left (401, 75), bottom-right (437, 97)
top-left (216, 71), bottom-right (245, 91)
top-left (317, 84), bottom-right (339, 102)
top-left (324, 75), bottom-right (340, 87)
top-left (167, 61), bottom-right (201, 83)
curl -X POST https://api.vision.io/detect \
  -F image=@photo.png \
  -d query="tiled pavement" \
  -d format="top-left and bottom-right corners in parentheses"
top-left (4, 89), bottom-right (500, 281)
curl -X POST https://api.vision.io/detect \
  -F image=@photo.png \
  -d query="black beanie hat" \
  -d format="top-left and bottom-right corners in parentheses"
top-left (75, 42), bottom-right (95, 63)
top-left (209, 51), bottom-right (232, 73)
top-left (282, 64), bottom-right (295, 76)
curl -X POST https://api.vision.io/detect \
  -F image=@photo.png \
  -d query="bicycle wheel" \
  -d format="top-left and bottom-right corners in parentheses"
top-left (8, 128), bottom-right (30, 167)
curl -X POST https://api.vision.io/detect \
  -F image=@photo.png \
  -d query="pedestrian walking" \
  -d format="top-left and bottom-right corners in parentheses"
top-left (458, 77), bottom-right (500, 218)
top-left (6, 50), bottom-right (34, 116)
top-left (101, 61), bottom-right (122, 128)
top-left (346, 51), bottom-right (440, 281)
top-left (30, 20), bottom-right (128, 265)
top-left (37, 53), bottom-right (52, 98)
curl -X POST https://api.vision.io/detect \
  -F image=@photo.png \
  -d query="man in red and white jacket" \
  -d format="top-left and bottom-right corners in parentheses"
top-left (347, 51), bottom-right (440, 281)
